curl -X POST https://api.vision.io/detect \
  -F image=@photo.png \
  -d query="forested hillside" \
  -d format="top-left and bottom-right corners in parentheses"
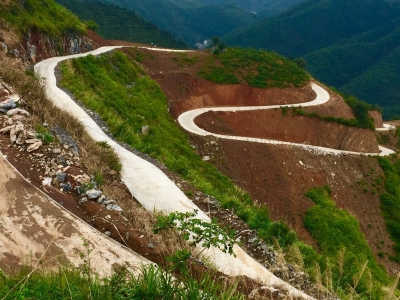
top-left (91, 0), bottom-right (257, 45)
top-left (56, 0), bottom-right (187, 48)
top-left (224, 0), bottom-right (400, 119)
top-left (0, 0), bottom-right (86, 38)
top-left (200, 0), bottom-right (306, 15)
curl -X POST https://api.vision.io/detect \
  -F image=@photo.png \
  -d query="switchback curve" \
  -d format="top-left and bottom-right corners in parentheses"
top-left (178, 83), bottom-right (395, 157)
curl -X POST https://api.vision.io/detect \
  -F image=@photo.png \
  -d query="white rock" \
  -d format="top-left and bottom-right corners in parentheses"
top-left (111, 204), bottom-right (123, 212)
top-left (86, 189), bottom-right (102, 199)
top-left (27, 141), bottom-right (42, 152)
top-left (7, 108), bottom-right (30, 116)
top-left (42, 177), bottom-right (52, 186)
top-left (0, 125), bottom-right (14, 133)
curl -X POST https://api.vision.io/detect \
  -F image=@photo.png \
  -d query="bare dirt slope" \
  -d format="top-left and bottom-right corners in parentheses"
top-left (195, 110), bottom-right (379, 153)
top-left (0, 154), bottom-right (149, 276)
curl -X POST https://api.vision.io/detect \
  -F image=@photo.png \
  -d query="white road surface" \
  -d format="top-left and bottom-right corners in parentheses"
top-left (34, 46), bottom-right (395, 299)
top-left (178, 82), bottom-right (395, 156)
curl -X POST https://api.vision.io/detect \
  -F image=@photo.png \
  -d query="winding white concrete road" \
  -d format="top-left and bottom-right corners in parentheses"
top-left (178, 82), bottom-right (395, 156)
top-left (34, 45), bottom-right (395, 299)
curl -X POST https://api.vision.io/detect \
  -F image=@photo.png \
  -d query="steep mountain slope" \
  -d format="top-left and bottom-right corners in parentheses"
top-left (3, 0), bottom-right (400, 298)
top-left (92, 0), bottom-right (257, 45)
top-left (0, 0), bottom-right (110, 62)
top-left (57, 45), bottom-right (400, 297)
top-left (223, 0), bottom-right (400, 118)
top-left (55, 0), bottom-right (187, 48)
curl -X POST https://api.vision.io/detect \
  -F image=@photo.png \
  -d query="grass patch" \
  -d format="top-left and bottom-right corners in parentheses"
top-left (0, 264), bottom-right (244, 299)
top-left (0, 0), bottom-right (86, 38)
top-left (304, 186), bottom-right (389, 297)
top-left (330, 87), bottom-right (379, 130)
top-left (377, 157), bottom-right (400, 263)
top-left (287, 105), bottom-right (375, 130)
top-left (198, 47), bottom-right (310, 88)
top-left (173, 53), bottom-right (199, 67)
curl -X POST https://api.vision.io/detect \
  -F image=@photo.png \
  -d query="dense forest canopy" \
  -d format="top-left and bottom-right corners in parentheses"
top-left (56, 0), bottom-right (188, 48)
top-left (90, 0), bottom-right (257, 45)
top-left (223, 0), bottom-right (400, 119)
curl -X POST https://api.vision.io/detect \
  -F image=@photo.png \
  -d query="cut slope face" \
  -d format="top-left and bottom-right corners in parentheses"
top-left (0, 153), bottom-right (150, 276)
top-left (195, 110), bottom-right (380, 153)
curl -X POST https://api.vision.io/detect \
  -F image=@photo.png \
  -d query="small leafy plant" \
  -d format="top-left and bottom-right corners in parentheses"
top-left (154, 210), bottom-right (237, 258)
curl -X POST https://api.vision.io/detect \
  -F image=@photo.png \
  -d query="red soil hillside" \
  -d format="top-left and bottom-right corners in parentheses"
top-left (133, 48), bottom-right (398, 274)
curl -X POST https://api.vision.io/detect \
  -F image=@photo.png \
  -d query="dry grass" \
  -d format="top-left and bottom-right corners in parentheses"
top-left (0, 61), bottom-right (182, 256)
top-left (0, 19), bottom-right (21, 48)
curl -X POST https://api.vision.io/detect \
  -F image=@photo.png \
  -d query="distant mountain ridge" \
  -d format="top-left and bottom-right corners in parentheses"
top-left (200, 0), bottom-right (306, 15)
top-left (56, 0), bottom-right (188, 48)
top-left (223, 0), bottom-right (400, 118)
top-left (92, 0), bottom-right (258, 45)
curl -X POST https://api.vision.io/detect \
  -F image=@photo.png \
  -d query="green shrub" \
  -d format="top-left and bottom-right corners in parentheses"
top-left (0, 264), bottom-right (245, 299)
top-left (0, 0), bottom-right (86, 38)
top-left (304, 186), bottom-right (389, 296)
top-left (198, 47), bottom-right (310, 88)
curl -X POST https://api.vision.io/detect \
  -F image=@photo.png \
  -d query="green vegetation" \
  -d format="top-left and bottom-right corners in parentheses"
top-left (154, 210), bottom-right (236, 257)
top-left (200, 0), bottom-right (306, 16)
top-left (223, 0), bottom-right (400, 119)
top-left (0, 264), bottom-right (244, 299)
top-left (55, 0), bottom-right (188, 49)
top-left (304, 186), bottom-right (389, 297)
top-left (0, 0), bottom-right (86, 38)
top-left (154, 210), bottom-right (236, 275)
top-left (198, 48), bottom-right (310, 88)
top-left (377, 157), bottom-right (400, 263)
top-left (59, 49), bottom-right (298, 250)
top-left (35, 125), bottom-right (54, 144)
top-left (172, 53), bottom-right (199, 66)
top-left (59, 49), bottom-right (397, 297)
top-left (287, 91), bottom-right (377, 130)
top-left (83, 0), bottom-right (257, 45)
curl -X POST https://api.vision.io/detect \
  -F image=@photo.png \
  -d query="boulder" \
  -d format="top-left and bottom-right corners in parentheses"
top-left (0, 99), bottom-right (17, 113)
top-left (7, 108), bottom-right (30, 117)
top-left (86, 189), bottom-right (102, 199)
top-left (27, 141), bottom-right (42, 152)
top-left (51, 125), bottom-right (80, 155)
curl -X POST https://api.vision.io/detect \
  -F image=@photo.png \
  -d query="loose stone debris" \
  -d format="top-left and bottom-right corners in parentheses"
top-left (0, 105), bottom-right (125, 214)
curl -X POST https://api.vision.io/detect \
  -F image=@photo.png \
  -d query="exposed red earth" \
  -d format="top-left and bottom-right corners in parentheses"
top-left (133, 49), bottom-right (399, 274)
top-left (2, 31), bottom-right (399, 296)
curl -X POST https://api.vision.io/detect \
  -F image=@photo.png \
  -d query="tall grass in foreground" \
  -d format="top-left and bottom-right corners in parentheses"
top-left (0, 264), bottom-right (244, 299)
top-left (304, 186), bottom-right (390, 299)
top-left (377, 157), bottom-right (400, 263)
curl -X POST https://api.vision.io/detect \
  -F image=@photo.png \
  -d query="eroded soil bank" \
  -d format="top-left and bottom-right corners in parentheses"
top-left (195, 110), bottom-right (379, 153)
top-left (134, 48), bottom-right (395, 273)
